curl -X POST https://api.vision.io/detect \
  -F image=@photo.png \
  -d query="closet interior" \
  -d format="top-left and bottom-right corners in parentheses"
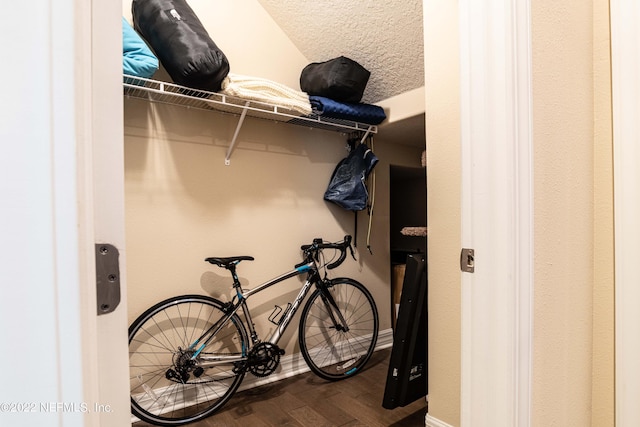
top-left (122, 0), bottom-right (428, 416)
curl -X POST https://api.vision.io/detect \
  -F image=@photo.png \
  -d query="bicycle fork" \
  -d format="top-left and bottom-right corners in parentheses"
top-left (317, 280), bottom-right (350, 332)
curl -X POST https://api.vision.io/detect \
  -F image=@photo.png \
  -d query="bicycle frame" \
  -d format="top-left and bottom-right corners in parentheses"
top-left (237, 261), bottom-right (317, 345)
top-left (191, 259), bottom-right (341, 368)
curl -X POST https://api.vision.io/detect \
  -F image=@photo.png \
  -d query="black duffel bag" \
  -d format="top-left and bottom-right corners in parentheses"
top-left (132, 0), bottom-right (230, 92)
top-left (300, 56), bottom-right (370, 103)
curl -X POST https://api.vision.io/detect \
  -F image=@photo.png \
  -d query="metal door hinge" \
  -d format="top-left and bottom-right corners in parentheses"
top-left (95, 243), bottom-right (121, 315)
top-left (460, 248), bottom-right (475, 273)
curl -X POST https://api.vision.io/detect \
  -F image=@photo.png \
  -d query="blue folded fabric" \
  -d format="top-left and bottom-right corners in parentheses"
top-left (309, 96), bottom-right (387, 125)
top-left (122, 17), bottom-right (158, 78)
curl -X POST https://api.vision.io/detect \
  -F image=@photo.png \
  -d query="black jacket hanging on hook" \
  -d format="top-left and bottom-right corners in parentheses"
top-left (324, 141), bottom-right (378, 211)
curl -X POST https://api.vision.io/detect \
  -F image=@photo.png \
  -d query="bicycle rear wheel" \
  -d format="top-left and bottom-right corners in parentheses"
top-left (128, 295), bottom-right (247, 426)
top-left (299, 278), bottom-right (379, 381)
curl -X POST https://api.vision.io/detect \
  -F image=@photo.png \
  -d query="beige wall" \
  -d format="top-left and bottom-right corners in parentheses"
top-left (532, 1), bottom-right (594, 424)
top-left (424, 1), bottom-right (461, 425)
top-left (591, 1), bottom-right (614, 426)
top-left (424, 0), bottom-right (614, 426)
top-left (532, 0), bottom-right (614, 425)
top-left (591, 0), bottom-right (615, 427)
top-left (123, 0), bottom-right (424, 356)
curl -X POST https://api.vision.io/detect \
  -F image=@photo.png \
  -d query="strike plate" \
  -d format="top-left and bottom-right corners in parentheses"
top-left (460, 248), bottom-right (475, 273)
top-left (95, 243), bottom-right (121, 315)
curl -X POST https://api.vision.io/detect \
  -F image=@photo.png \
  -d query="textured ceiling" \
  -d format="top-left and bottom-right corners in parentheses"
top-left (257, 0), bottom-right (424, 104)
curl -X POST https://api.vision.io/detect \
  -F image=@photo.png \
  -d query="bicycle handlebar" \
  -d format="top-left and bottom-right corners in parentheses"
top-left (301, 235), bottom-right (355, 270)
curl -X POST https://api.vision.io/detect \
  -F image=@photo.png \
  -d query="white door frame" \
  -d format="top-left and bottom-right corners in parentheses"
top-left (0, 1), bottom-right (98, 425)
top-left (458, 1), bottom-right (533, 426)
top-left (0, 1), bottom-right (128, 426)
top-left (610, 1), bottom-right (640, 425)
top-left (90, 0), bottom-right (132, 425)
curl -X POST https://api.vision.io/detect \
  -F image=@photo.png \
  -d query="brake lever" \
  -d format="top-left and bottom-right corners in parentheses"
top-left (348, 241), bottom-right (356, 261)
top-left (314, 242), bottom-right (321, 262)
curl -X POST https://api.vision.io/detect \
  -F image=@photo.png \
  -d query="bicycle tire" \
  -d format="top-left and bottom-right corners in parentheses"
top-left (298, 278), bottom-right (379, 381)
top-left (128, 294), bottom-right (247, 426)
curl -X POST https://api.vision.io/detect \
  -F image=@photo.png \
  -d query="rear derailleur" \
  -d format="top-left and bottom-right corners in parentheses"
top-left (165, 348), bottom-right (204, 384)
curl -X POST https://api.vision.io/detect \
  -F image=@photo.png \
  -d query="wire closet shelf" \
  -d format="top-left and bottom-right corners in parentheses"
top-left (123, 75), bottom-right (378, 163)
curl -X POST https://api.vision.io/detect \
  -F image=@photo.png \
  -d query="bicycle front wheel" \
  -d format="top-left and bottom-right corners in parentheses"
top-left (299, 278), bottom-right (379, 381)
top-left (128, 295), bottom-right (247, 426)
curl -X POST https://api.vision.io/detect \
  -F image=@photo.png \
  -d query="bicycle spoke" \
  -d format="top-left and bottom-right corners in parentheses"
top-left (299, 279), bottom-right (378, 380)
top-left (129, 295), bottom-right (247, 425)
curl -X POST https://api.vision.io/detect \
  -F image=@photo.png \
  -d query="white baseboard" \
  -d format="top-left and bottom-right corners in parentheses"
top-left (132, 328), bottom-right (394, 423)
top-left (239, 327), bottom-right (394, 390)
top-left (425, 413), bottom-right (455, 427)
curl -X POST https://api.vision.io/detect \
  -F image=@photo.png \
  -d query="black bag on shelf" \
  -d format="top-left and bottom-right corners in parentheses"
top-left (300, 56), bottom-right (370, 103)
top-left (132, 0), bottom-right (230, 92)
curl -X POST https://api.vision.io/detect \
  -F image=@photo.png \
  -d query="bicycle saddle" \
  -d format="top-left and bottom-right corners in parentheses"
top-left (205, 256), bottom-right (254, 269)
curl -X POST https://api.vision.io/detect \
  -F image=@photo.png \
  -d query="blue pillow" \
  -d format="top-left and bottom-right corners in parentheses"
top-left (122, 17), bottom-right (158, 78)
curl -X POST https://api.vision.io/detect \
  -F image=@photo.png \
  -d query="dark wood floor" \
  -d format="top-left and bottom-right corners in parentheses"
top-left (134, 348), bottom-right (427, 427)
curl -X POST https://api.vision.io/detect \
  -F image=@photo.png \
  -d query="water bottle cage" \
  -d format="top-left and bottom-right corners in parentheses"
top-left (268, 303), bottom-right (291, 325)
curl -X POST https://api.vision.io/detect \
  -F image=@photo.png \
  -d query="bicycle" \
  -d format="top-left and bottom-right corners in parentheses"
top-left (128, 235), bottom-right (379, 426)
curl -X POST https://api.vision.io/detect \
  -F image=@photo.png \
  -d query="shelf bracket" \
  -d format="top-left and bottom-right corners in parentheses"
top-left (360, 126), bottom-right (374, 144)
top-left (225, 101), bottom-right (250, 165)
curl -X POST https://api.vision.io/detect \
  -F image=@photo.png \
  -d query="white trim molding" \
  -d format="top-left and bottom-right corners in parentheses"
top-left (458, 0), bottom-right (533, 426)
top-left (610, 1), bottom-right (640, 425)
top-left (0, 2), bottom-right (104, 426)
top-left (426, 413), bottom-right (455, 427)
top-left (240, 328), bottom-right (394, 391)
top-left (132, 330), bottom-right (394, 423)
